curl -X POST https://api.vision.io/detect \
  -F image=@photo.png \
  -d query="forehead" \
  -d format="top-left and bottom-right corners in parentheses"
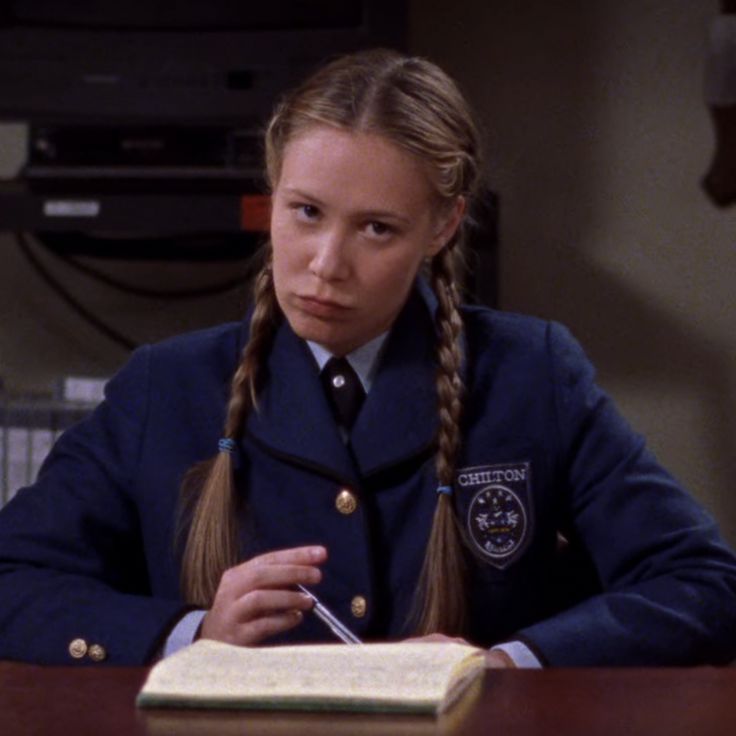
top-left (276, 125), bottom-right (435, 216)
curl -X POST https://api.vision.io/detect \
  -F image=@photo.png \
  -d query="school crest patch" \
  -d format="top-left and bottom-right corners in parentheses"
top-left (456, 462), bottom-right (533, 569)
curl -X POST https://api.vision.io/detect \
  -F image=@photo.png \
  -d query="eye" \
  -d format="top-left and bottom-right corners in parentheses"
top-left (364, 220), bottom-right (395, 240)
top-left (290, 202), bottom-right (321, 221)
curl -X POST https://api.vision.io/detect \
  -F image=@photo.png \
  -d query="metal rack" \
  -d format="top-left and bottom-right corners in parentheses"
top-left (0, 394), bottom-right (99, 506)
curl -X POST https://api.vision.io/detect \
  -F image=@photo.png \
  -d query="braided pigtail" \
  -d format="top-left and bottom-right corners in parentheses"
top-left (180, 258), bottom-right (280, 607)
top-left (414, 245), bottom-right (468, 636)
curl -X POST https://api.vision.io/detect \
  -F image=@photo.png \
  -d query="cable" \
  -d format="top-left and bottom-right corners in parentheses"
top-left (33, 232), bottom-right (259, 300)
top-left (45, 246), bottom-right (251, 300)
top-left (16, 233), bottom-right (137, 351)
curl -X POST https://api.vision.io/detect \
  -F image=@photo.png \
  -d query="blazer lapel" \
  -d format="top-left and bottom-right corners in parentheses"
top-left (244, 282), bottom-right (449, 483)
top-left (245, 318), bottom-right (358, 485)
top-left (350, 287), bottom-right (440, 477)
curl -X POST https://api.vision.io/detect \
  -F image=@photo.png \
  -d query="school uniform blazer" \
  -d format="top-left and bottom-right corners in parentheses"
top-left (1, 285), bottom-right (735, 666)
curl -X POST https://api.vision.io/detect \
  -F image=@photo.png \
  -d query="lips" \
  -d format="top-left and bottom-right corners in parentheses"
top-left (295, 295), bottom-right (352, 319)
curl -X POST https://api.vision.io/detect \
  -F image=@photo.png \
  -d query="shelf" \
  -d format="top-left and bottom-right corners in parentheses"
top-left (0, 182), bottom-right (270, 234)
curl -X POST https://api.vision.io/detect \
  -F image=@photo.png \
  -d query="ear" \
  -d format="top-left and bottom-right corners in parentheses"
top-left (427, 196), bottom-right (466, 257)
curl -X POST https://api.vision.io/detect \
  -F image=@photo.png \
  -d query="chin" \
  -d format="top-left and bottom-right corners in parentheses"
top-left (287, 313), bottom-right (349, 354)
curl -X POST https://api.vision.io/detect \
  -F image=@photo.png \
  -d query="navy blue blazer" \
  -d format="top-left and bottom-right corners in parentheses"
top-left (1, 286), bottom-right (735, 666)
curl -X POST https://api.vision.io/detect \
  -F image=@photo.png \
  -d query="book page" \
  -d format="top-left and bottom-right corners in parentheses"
top-left (139, 640), bottom-right (484, 712)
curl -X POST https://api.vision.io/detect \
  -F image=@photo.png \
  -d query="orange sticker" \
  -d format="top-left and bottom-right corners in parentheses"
top-left (240, 194), bottom-right (271, 232)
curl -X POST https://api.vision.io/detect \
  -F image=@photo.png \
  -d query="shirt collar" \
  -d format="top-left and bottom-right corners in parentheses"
top-left (306, 331), bottom-right (389, 394)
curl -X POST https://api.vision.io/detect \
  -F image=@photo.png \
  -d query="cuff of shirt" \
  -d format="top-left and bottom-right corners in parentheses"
top-left (491, 640), bottom-right (543, 668)
top-left (163, 609), bottom-right (207, 658)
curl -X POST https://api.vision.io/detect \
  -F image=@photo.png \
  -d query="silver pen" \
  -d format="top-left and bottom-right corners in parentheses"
top-left (297, 585), bottom-right (363, 645)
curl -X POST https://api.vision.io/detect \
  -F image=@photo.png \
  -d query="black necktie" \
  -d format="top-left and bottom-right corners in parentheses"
top-left (321, 357), bottom-right (366, 430)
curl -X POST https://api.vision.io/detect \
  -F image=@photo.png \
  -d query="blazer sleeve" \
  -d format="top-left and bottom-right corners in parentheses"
top-left (0, 346), bottom-right (190, 666)
top-left (516, 322), bottom-right (736, 666)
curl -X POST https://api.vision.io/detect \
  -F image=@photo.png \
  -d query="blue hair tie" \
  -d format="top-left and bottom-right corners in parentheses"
top-left (218, 438), bottom-right (236, 454)
top-left (436, 485), bottom-right (453, 496)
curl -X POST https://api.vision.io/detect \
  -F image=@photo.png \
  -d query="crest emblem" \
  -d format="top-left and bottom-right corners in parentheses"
top-left (457, 462), bottom-right (532, 568)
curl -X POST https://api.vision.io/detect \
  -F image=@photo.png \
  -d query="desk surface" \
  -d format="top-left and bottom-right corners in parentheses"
top-left (1, 661), bottom-right (734, 736)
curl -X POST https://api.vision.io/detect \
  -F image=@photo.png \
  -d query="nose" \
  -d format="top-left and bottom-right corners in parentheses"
top-left (309, 226), bottom-right (351, 282)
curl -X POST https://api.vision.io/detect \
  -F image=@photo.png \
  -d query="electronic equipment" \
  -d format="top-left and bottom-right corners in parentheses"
top-left (0, 1), bottom-right (408, 236)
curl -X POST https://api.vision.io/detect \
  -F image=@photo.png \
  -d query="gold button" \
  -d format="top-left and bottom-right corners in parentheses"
top-left (351, 595), bottom-right (367, 618)
top-left (335, 489), bottom-right (358, 515)
top-left (68, 638), bottom-right (88, 659)
top-left (88, 644), bottom-right (107, 662)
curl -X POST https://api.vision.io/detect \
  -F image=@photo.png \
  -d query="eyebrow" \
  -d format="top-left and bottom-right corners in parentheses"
top-left (280, 187), bottom-right (412, 225)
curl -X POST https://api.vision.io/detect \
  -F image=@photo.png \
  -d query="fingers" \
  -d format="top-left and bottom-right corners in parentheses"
top-left (218, 548), bottom-right (326, 601)
top-left (249, 545), bottom-right (327, 567)
top-left (200, 545), bottom-right (328, 647)
top-left (203, 591), bottom-right (314, 645)
top-left (247, 562), bottom-right (321, 589)
top-left (235, 609), bottom-right (306, 645)
top-left (217, 545), bottom-right (327, 597)
top-left (231, 589), bottom-right (314, 622)
top-left (218, 563), bottom-right (321, 599)
top-left (485, 649), bottom-right (516, 668)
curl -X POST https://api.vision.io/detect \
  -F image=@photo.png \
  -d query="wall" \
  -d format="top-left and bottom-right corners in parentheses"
top-left (0, 233), bottom-right (254, 393)
top-left (412, 0), bottom-right (736, 545)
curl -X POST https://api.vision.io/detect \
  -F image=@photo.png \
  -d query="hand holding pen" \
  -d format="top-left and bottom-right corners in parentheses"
top-left (297, 585), bottom-right (362, 644)
top-left (199, 545), bottom-right (328, 646)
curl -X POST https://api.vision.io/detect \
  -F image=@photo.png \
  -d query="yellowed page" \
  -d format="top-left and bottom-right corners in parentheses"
top-left (138, 640), bottom-right (484, 713)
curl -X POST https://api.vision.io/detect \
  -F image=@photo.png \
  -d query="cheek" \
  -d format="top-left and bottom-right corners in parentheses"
top-left (271, 250), bottom-right (296, 316)
top-left (270, 220), bottom-right (301, 277)
top-left (364, 249), bottom-right (425, 304)
top-left (392, 240), bottom-right (430, 279)
top-left (269, 227), bottom-right (293, 308)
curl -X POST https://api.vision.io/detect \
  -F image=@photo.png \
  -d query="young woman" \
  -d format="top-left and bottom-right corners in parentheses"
top-left (1, 49), bottom-right (735, 668)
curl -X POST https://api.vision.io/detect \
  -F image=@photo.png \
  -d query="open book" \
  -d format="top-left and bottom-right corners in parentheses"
top-left (137, 640), bottom-right (485, 715)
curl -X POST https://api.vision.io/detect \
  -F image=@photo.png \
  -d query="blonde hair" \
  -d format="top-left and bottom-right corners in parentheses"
top-left (181, 49), bottom-right (482, 636)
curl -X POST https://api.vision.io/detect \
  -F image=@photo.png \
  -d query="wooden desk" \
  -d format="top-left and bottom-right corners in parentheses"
top-left (1, 661), bottom-right (734, 736)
